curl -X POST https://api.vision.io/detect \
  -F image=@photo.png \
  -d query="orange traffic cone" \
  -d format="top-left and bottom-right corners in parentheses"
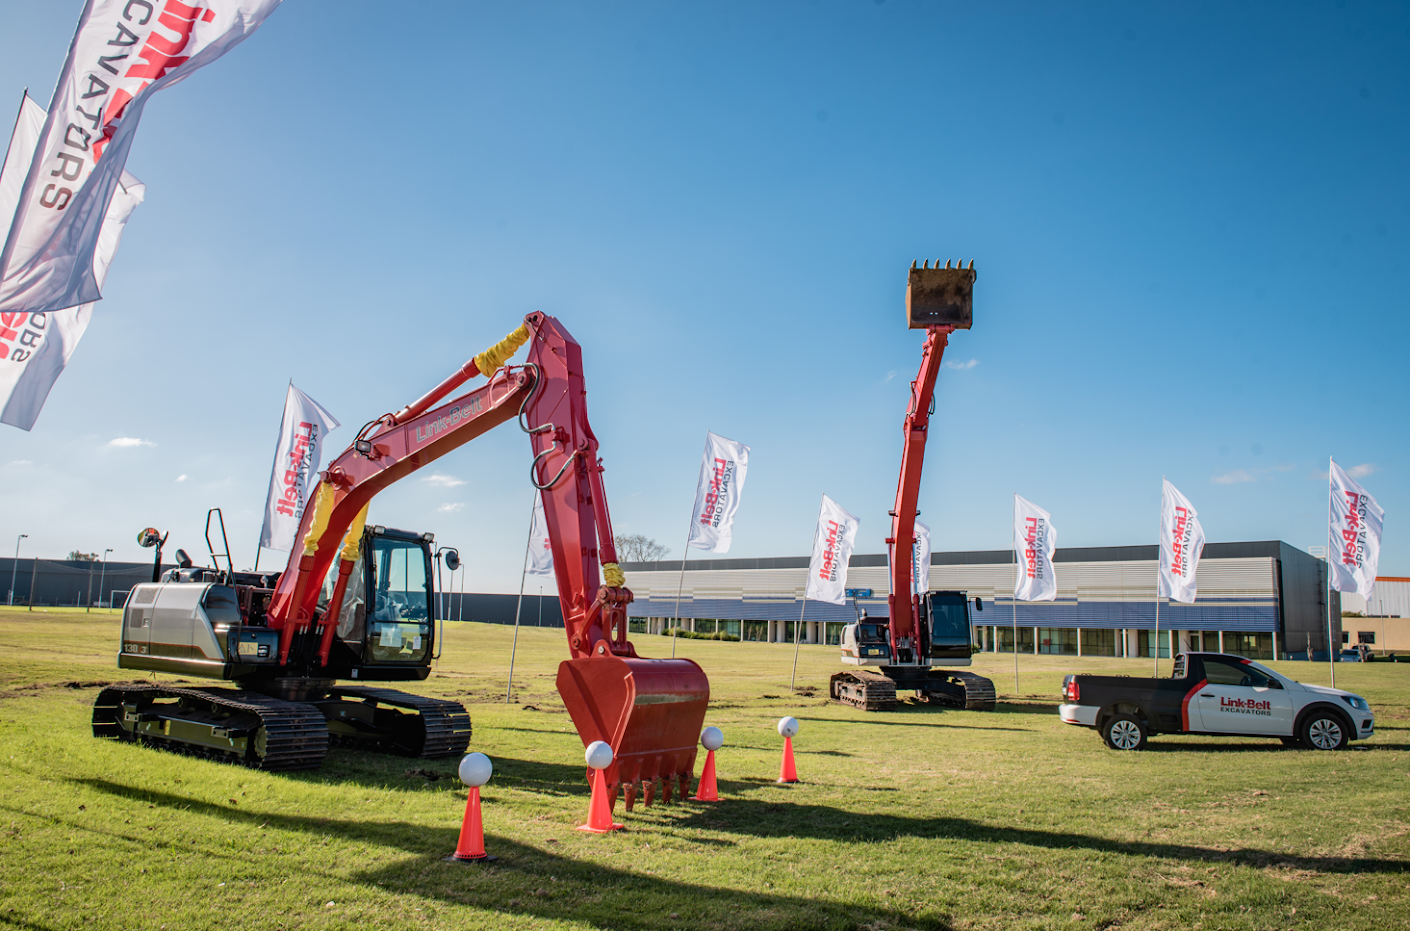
top-left (445, 786), bottom-right (497, 863)
top-left (693, 749), bottom-right (719, 802)
top-left (777, 736), bottom-right (799, 784)
top-left (577, 768), bottom-right (624, 833)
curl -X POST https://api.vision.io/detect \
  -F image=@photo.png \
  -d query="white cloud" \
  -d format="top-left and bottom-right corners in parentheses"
top-left (176, 474), bottom-right (188, 483)
top-left (944, 358), bottom-right (980, 370)
top-left (438, 502), bottom-right (465, 513)
top-left (884, 370), bottom-right (897, 382)
top-left (8, 459), bottom-right (32, 466)
top-left (1212, 469), bottom-right (1256, 485)
top-left (423, 472), bottom-right (465, 488)
top-left (1309, 463), bottom-right (1377, 481)
top-left (109, 437), bottom-right (155, 448)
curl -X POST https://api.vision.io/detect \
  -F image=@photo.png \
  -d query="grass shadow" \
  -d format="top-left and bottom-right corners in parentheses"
top-left (665, 797), bottom-right (1410, 875)
top-left (67, 777), bottom-right (952, 931)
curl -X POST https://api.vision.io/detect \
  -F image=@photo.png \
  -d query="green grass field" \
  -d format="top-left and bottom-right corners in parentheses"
top-left (1, 607), bottom-right (1406, 930)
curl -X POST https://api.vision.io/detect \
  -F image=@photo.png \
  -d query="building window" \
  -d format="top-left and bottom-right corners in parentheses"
top-left (1224, 632), bottom-right (1273, 660)
top-left (993, 626), bottom-right (1036, 653)
top-left (1136, 630), bottom-right (1173, 659)
top-left (628, 617), bottom-right (648, 634)
top-left (1358, 631), bottom-right (1375, 645)
top-left (1080, 628), bottom-right (1117, 657)
top-left (742, 620), bottom-right (768, 641)
top-left (1037, 628), bottom-right (1078, 655)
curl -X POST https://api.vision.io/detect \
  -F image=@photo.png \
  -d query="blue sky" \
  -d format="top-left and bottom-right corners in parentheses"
top-left (1, 0), bottom-right (1405, 591)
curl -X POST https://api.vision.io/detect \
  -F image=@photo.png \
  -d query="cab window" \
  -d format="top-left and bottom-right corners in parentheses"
top-left (1202, 658), bottom-right (1270, 688)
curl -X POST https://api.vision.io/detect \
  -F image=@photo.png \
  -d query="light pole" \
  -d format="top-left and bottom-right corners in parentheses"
top-left (9, 534), bottom-right (27, 606)
top-left (97, 548), bottom-right (113, 612)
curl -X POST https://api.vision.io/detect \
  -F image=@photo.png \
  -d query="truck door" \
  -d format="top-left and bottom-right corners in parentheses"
top-left (1193, 656), bottom-right (1294, 735)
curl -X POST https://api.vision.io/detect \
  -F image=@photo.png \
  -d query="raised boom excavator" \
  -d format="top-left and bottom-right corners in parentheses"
top-left (95, 313), bottom-right (710, 806)
top-left (829, 262), bottom-right (997, 712)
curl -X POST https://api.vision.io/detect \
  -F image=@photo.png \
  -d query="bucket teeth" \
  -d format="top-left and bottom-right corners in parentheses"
top-left (910, 259), bottom-right (917, 269)
top-left (662, 775), bottom-right (674, 805)
top-left (644, 777), bottom-right (657, 807)
top-left (679, 771), bottom-right (693, 800)
top-left (945, 259), bottom-right (951, 268)
top-left (624, 781), bottom-right (637, 812)
top-left (968, 259), bottom-right (975, 269)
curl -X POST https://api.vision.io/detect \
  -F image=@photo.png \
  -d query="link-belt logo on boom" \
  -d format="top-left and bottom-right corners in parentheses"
top-left (413, 398), bottom-right (483, 446)
top-left (1169, 506), bottom-right (1194, 578)
top-left (1342, 490), bottom-right (1370, 569)
top-left (1023, 516), bottom-right (1048, 580)
top-left (698, 458), bottom-right (734, 528)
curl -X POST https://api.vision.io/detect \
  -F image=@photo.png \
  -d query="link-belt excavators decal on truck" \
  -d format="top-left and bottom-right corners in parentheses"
top-left (1058, 653), bottom-right (1374, 751)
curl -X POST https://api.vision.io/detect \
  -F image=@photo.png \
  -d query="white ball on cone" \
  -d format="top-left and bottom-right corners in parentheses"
top-left (584, 739), bottom-right (614, 770)
top-left (777, 716), bottom-right (800, 738)
top-left (458, 752), bottom-right (493, 788)
top-left (700, 726), bottom-right (724, 751)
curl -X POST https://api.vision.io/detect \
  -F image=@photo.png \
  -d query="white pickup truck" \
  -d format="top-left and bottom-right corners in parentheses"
top-left (1058, 652), bottom-right (1375, 751)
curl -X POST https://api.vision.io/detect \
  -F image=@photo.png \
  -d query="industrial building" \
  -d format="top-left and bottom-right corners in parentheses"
top-left (1341, 578), bottom-right (1410, 653)
top-left (621, 541), bottom-right (1341, 661)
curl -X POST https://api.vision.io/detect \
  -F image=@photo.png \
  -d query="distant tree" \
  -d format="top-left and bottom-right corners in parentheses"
top-left (614, 534), bottom-right (670, 563)
top-left (68, 550), bottom-right (101, 562)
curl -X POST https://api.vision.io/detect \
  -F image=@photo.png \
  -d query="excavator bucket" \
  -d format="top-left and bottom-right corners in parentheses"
top-left (557, 654), bottom-right (710, 808)
top-left (907, 262), bottom-right (976, 330)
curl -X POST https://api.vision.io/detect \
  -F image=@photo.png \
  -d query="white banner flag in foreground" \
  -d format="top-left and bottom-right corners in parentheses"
top-left (1, 93), bottom-right (145, 430)
top-left (1013, 494), bottom-right (1058, 602)
top-left (526, 494), bottom-right (554, 577)
top-left (1329, 459), bottom-right (1384, 599)
top-left (0, 0), bottom-right (283, 314)
top-left (686, 431), bottom-right (750, 554)
top-left (1158, 479), bottom-right (1205, 603)
top-left (806, 495), bottom-right (860, 606)
top-left (259, 384), bottom-right (339, 552)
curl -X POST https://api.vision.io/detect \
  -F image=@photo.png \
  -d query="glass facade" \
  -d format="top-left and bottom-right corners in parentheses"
top-left (1080, 628), bottom-right (1118, 657)
top-left (1136, 629), bottom-right (1174, 659)
top-left (1037, 628), bottom-right (1078, 655)
top-left (1223, 631), bottom-right (1273, 660)
top-left (993, 626), bottom-right (1036, 653)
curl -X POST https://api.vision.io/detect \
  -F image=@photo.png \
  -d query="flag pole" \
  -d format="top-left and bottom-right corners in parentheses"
top-left (1154, 477), bottom-right (1163, 676)
top-left (670, 523), bottom-right (693, 659)
top-left (506, 492), bottom-right (537, 703)
top-left (1327, 455), bottom-right (1336, 689)
top-left (1011, 493), bottom-right (1020, 694)
top-left (792, 502), bottom-right (824, 693)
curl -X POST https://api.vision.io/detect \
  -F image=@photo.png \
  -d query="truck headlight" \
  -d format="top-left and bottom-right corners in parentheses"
top-left (1341, 695), bottom-right (1369, 712)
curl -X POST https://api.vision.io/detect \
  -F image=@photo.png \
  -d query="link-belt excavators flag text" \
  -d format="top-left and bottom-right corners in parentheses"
top-left (1158, 480), bottom-right (1205, 604)
top-left (1329, 459), bottom-right (1384, 600)
top-left (526, 493), bottom-right (554, 577)
top-left (0, 0), bottom-right (283, 314)
top-left (686, 431), bottom-right (750, 554)
top-left (1013, 495), bottom-right (1057, 602)
top-left (1, 93), bottom-right (144, 430)
top-left (806, 495), bottom-right (860, 606)
top-left (259, 384), bottom-right (339, 553)
top-left (886, 520), bottom-right (931, 595)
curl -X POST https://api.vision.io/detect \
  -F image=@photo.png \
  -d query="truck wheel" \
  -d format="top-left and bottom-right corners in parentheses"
top-left (1102, 713), bottom-right (1146, 751)
top-left (1300, 712), bottom-right (1348, 751)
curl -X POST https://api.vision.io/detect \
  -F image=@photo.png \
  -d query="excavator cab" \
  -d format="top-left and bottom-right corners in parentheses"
top-left (319, 526), bottom-right (436, 672)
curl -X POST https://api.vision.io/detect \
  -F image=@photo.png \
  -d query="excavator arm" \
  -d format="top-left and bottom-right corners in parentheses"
top-left (886, 260), bottom-right (976, 660)
top-left (265, 311), bottom-right (708, 805)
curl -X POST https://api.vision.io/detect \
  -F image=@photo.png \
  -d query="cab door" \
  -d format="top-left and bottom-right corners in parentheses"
top-left (1193, 656), bottom-right (1294, 735)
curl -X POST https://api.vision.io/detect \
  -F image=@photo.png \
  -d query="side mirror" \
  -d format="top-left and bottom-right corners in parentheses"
top-left (443, 549), bottom-right (461, 571)
top-left (174, 549), bottom-right (194, 569)
top-left (973, 597), bottom-right (984, 612)
top-left (137, 527), bottom-right (162, 548)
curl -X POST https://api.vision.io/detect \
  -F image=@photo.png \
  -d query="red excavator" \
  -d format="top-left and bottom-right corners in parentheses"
top-left (95, 312), bottom-right (709, 805)
top-left (829, 261), bottom-right (996, 712)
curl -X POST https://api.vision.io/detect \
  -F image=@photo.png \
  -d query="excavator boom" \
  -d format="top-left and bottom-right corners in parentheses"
top-left (266, 312), bottom-right (708, 803)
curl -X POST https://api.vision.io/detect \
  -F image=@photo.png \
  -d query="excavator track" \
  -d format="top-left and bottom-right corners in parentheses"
top-left (319, 687), bottom-right (472, 759)
top-left (91, 684), bottom-right (328, 771)
top-left (923, 670), bottom-right (997, 711)
top-left (829, 670), bottom-right (898, 712)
